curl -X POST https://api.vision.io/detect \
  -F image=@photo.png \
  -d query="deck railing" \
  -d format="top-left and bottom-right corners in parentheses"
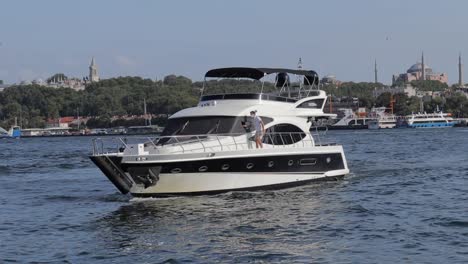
top-left (92, 129), bottom-right (333, 156)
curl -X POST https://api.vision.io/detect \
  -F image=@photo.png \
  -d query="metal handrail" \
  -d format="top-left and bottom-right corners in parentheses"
top-left (91, 131), bottom-right (333, 156)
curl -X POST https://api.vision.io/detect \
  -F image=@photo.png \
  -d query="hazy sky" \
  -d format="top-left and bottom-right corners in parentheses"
top-left (1, 0), bottom-right (468, 84)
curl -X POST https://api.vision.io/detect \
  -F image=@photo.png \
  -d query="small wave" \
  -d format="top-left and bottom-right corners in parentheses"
top-left (345, 204), bottom-right (372, 214)
top-left (95, 193), bottom-right (130, 203)
top-left (436, 220), bottom-right (468, 227)
top-left (0, 165), bottom-right (11, 175)
top-left (129, 196), bottom-right (181, 202)
top-left (44, 194), bottom-right (82, 202)
top-left (58, 163), bottom-right (75, 169)
top-left (157, 259), bottom-right (181, 264)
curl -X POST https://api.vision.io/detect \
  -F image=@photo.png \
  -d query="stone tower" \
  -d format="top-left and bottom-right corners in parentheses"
top-left (421, 52), bottom-right (425, 81)
top-left (89, 57), bottom-right (99, 82)
top-left (459, 53), bottom-right (463, 87)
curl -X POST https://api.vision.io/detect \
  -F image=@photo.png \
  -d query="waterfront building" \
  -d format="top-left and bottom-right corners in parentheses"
top-left (321, 74), bottom-right (342, 86)
top-left (373, 84), bottom-right (417, 98)
top-left (46, 76), bottom-right (86, 91)
top-left (392, 53), bottom-right (448, 85)
top-left (39, 57), bottom-right (100, 91)
top-left (0, 84), bottom-right (10, 92)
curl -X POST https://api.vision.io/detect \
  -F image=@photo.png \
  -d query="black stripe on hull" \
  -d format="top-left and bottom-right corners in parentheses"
top-left (131, 174), bottom-right (345, 198)
top-left (121, 153), bottom-right (345, 174)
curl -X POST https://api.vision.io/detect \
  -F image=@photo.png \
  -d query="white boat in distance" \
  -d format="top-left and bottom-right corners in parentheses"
top-left (329, 108), bottom-right (373, 129)
top-left (90, 67), bottom-right (350, 197)
top-left (370, 107), bottom-right (397, 129)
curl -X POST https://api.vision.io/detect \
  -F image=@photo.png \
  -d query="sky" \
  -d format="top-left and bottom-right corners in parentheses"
top-left (1, 0), bottom-right (468, 85)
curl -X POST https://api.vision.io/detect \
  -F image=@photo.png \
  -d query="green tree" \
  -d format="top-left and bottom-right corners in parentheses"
top-left (410, 80), bottom-right (448, 91)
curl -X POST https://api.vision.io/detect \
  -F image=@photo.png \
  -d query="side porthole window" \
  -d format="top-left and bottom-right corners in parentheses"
top-left (288, 160), bottom-right (294, 166)
top-left (171, 168), bottom-right (182, 173)
top-left (221, 164), bottom-right (230, 171)
top-left (246, 163), bottom-right (254, 169)
top-left (199, 166), bottom-right (208, 172)
top-left (300, 158), bottom-right (317, 166)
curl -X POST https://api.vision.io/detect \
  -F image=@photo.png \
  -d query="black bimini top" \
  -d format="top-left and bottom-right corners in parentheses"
top-left (205, 67), bottom-right (319, 85)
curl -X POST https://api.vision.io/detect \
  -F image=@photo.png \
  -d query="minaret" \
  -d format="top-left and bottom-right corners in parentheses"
top-left (374, 59), bottom-right (378, 84)
top-left (421, 52), bottom-right (425, 81)
top-left (459, 53), bottom-right (463, 87)
top-left (89, 57), bottom-right (100, 82)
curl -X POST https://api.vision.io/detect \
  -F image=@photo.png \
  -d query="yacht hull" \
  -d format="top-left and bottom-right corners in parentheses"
top-left (91, 147), bottom-right (349, 197)
top-left (131, 172), bottom-right (347, 197)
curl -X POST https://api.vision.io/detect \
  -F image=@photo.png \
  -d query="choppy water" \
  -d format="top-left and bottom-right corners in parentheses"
top-left (0, 129), bottom-right (467, 263)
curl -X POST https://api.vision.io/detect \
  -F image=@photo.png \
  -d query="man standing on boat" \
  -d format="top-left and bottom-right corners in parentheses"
top-left (251, 111), bottom-right (265, 148)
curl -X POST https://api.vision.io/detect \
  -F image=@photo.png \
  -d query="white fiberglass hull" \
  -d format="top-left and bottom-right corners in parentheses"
top-left (130, 169), bottom-right (349, 196)
top-left (91, 146), bottom-right (349, 197)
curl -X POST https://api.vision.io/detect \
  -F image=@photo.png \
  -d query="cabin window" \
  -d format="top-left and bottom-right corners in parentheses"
top-left (263, 124), bottom-right (305, 145)
top-left (297, 99), bottom-right (324, 109)
top-left (171, 168), bottom-right (182, 173)
top-left (159, 116), bottom-right (273, 144)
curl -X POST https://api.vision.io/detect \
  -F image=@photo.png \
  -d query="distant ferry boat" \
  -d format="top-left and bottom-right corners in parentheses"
top-left (406, 112), bottom-right (455, 128)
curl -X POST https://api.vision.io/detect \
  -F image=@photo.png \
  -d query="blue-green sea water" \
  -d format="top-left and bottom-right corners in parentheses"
top-left (0, 129), bottom-right (467, 263)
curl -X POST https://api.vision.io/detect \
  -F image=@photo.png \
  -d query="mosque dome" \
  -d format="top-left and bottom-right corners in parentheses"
top-left (407, 63), bottom-right (432, 73)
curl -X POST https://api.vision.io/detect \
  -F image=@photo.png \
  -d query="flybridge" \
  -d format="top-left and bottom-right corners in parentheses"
top-left (204, 67), bottom-right (319, 83)
top-left (202, 67), bottom-right (321, 99)
top-left (200, 92), bottom-right (321, 103)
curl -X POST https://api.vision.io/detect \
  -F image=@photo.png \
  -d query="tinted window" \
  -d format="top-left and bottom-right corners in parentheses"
top-left (160, 116), bottom-right (273, 139)
top-left (297, 99), bottom-right (324, 109)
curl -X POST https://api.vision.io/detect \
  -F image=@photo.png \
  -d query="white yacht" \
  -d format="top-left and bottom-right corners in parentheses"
top-left (90, 67), bottom-right (350, 197)
top-left (406, 111), bottom-right (455, 128)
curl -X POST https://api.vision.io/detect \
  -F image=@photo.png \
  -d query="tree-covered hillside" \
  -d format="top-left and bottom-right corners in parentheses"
top-left (1, 76), bottom-right (468, 129)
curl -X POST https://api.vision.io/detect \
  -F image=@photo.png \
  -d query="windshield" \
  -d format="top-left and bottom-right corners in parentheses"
top-left (158, 116), bottom-right (273, 145)
top-left (161, 116), bottom-right (273, 136)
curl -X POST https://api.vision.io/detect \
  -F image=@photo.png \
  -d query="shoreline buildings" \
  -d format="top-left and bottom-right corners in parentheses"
top-left (375, 53), bottom-right (468, 98)
top-left (31, 57), bottom-right (100, 91)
